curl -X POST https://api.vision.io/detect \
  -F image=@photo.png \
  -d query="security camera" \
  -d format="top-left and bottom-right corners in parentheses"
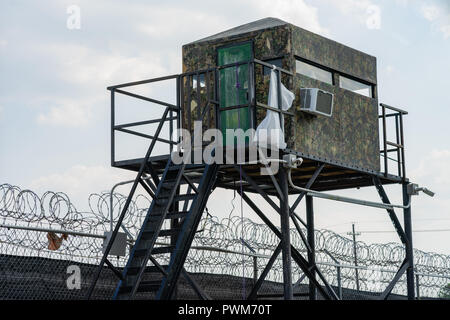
top-left (421, 187), bottom-right (435, 197)
top-left (407, 183), bottom-right (435, 197)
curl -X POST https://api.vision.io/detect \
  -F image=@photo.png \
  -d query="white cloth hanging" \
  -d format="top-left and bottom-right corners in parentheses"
top-left (253, 68), bottom-right (295, 150)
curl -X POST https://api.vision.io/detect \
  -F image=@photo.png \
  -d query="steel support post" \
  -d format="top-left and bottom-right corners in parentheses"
top-left (351, 223), bottom-right (360, 291)
top-left (111, 90), bottom-right (115, 166)
top-left (170, 187), bottom-right (180, 300)
top-left (415, 274), bottom-right (420, 300)
top-left (337, 266), bottom-right (342, 299)
top-left (306, 195), bottom-right (316, 300)
top-left (403, 183), bottom-right (415, 300)
top-left (279, 167), bottom-right (293, 300)
top-left (253, 256), bottom-right (258, 285)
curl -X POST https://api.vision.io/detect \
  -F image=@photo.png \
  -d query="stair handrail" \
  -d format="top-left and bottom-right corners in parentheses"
top-left (379, 103), bottom-right (408, 179)
top-left (86, 105), bottom-right (171, 299)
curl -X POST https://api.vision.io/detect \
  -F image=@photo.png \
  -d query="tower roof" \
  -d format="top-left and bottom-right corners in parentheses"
top-left (187, 17), bottom-right (289, 45)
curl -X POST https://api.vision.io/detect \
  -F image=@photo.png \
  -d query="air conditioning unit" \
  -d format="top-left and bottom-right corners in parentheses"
top-left (300, 88), bottom-right (334, 117)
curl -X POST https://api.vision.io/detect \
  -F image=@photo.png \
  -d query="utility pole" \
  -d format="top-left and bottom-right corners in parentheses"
top-left (347, 223), bottom-right (361, 291)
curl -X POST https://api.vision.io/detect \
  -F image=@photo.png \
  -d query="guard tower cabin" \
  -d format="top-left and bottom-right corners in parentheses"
top-left (111, 17), bottom-right (408, 193)
top-left (90, 18), bottom-right (414, 301)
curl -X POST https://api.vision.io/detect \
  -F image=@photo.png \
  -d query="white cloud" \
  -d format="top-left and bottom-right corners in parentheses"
top-left (328, 0), bottom-right (382, 30)
top-left (250, 0), bottom-right (328, 35)
top-left (440, 24), bottom-right (450, 38)
top-left (366, 4), bottom-right (382, 29)
top-left (135, 0), bottom-right (328, 38)
top-left (135, 6), bottom-right (229, 40)
top-left (390, 32), bottom-right (411, 46)
top-left (31, 42), bottom-right (176, 127)
top-left (36, 97), bottom-right (98, 127)
top-left (420, 3), bottom-right (450, 39)
top-left (36, 43), bottom-right (174, 88)
top-left (395, 0), bottom-right (410, 6)
top-left (408, 149), bottom-right (450, 219)
top-left (422, 4), bottom-right (440, 21)
top-left (411, 149), bottom-right (450, 189)
top-left (385, 65), bottom-right (395, 74)
top-left (407, 149), bottom-right (450, 253)
top-left (29, 165), bottom-right (135, 208)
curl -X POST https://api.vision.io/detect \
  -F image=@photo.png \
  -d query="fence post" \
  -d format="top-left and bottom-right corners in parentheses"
top-left (415, 274), bottom-right (420, 300)
top-left (347, 223), bottom-right (361, 291)
top-left (337, 265), bottom-right (343, 299)
top-left (253, 256), bottom-right (258, 285)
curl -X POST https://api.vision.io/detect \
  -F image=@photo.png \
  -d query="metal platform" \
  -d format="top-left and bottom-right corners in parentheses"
top-left (114, 153), bottom-right (405, 194)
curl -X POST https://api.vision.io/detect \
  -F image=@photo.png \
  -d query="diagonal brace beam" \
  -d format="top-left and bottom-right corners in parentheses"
top-left (234, 165), bottom-right (280, 213)
top-left (181, 268), bottom-right (211, 300)
top-left (290, 164), bottom-right (325, 215)
top-left (372, 177), bottom-right (408, 245)
top-left (247, 242), bottom-right (283, 300)
top-left (379, 258), bottom-right (409, 300)
top-left (241, 192), bottom-right (339, 300)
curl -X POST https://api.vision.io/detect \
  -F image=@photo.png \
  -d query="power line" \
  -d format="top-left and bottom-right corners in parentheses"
top-left (322, 218), bottom-right (450, 229)
top-left (346, 223), bottom-right (361, 291)
top-left (340, 228), bottom-right (450, 234)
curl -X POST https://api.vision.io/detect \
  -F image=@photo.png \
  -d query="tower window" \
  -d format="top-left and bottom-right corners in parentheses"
top-left (339, 75), bottom-right (373, 98)
top-left (295, 59), bottom-right (333, 85)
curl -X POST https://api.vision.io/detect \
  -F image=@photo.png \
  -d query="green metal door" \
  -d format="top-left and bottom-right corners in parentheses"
top-left (217, 43), bottom-right (252, 146)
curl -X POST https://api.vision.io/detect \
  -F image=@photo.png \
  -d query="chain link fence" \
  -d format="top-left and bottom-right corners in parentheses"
top-left (1, 183), bottom-right (449, 300)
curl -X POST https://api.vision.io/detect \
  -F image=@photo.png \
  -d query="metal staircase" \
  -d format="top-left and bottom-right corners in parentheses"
top-left (86, 70), bottom-right (220, 299)
top-left (114, 160), bottom-right (218, 299)
top-left (87, 153), bottom-right (218, 300)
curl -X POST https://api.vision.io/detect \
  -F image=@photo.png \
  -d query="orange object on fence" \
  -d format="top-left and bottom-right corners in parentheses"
top-left (47, 232), bottom-right (68, 250)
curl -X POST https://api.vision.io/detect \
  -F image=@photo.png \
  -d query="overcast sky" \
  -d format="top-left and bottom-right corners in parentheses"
top-left (1, 0), bottom-right (449, 254)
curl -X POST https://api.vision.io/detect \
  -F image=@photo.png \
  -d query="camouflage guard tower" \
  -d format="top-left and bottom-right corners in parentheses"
top-left (88, 18), bottom-right (418, 300)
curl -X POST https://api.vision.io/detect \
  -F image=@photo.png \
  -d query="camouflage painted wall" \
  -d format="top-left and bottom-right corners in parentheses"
top-left (291, 26), bottom-right (377, 84)
top-left (292, 74), bottom-right (379, 171)
top-left (181, 25), bottom-right (293, 144)
top-left (182, 25), bottom-right (292, 72)
top-left (181, 23), bottom-right (380, 172)
top-left (290, 25), bottom-right (379, 171)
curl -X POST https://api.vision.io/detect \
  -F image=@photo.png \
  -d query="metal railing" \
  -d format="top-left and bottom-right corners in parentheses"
top-left (108, 74), bottom-right (181, 166)
top-left (379, 103), bottom-right (408, 179)
top-left (109, 59), bottom-right (294, 166)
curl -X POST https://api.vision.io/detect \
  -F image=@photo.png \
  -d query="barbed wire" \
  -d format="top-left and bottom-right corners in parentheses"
top-left (1, 183), bottom-right (449, 298)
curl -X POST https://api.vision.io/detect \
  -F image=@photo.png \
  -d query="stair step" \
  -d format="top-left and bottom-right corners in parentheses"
top-left (168, 164), bottom-right (203, 171)
top-left (133, 248), bottom-right (149, 257)
top-left (119, 280), bottom-right (161, 294)
top-left (155, 194), bottom-right (195, 206)
top-left (126, 265), bottom-right (168, 275)
top-left (147, 211), bottom-right (188, 224)
top-left (152, 246), bottom-right (175, 255)
top-left (134, 246), bottom-right (174, 257)
top-left (161, 178), bottom-right (178, 188)
top-left (159, 194), bottom-right (196, 201)
top-left (140, 230), bottom-right (155, 240)
top-left (158, 229), bottom-right (180, 237)
top-left (167, 166), bottom-right (184, 171)
top-left (166, 211), bottom-right (189, 219)
top-left (161, 183), bottom-right (175, 190)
